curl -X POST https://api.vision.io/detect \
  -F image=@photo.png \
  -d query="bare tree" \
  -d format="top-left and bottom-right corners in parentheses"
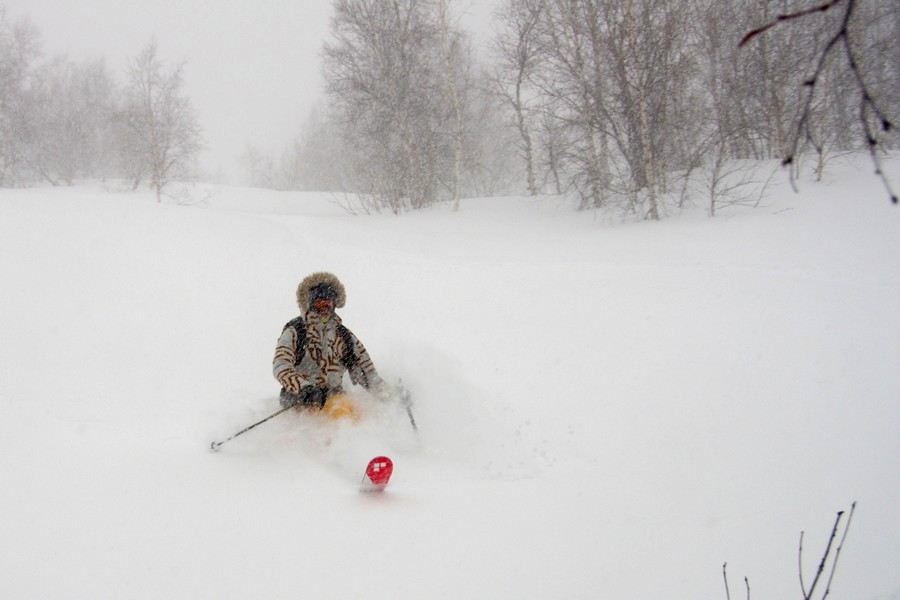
top-left (119, 40), bottom-right (203, 202)
top-left (278, 105), bottom-right (352, 192)
top-left (491, 0), bottom-right (544, 196)
top-left (524, 0), bottom-right (611, 209)
top-left (321, 0), bottom-right (498, 211)
top-left (501, 0), bottom-right (697, 217)
top-left (457, 69), bottom-right (523, 197)
top-left (239, 143), bottom-right (274, 188)
top-left (740, 0), bottom-right (898, 203)
top-left (323, 0), bottom-right (445, 212)
top-left (29, 57), bottom-right (118, 185)
top-left (30, 58), bottom-right (82, 185)
top-left (0, 8), bottom-right (40, 186)
top-left (437, 0), bottom-right (464, 209)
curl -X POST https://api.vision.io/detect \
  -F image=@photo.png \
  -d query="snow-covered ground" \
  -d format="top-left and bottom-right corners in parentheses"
top-left (1, 156), bottom-right (898, 600)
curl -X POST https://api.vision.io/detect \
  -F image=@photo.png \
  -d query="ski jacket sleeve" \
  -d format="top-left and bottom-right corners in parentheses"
top-left (273, 326), bottom-right (304, 385)
top-left (341, 328), bottom-right (384, 391)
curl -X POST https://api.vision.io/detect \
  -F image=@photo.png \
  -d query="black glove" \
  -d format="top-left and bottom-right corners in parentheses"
top-left (300, 386), bottom-right (327, 408)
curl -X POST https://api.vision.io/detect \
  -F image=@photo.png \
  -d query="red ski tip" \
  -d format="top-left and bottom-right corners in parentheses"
top-left (361, 456), bottom-right (393, 493)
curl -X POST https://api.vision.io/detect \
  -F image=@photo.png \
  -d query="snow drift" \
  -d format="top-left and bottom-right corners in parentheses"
top-left (0, 157), bottom-right (898, 600)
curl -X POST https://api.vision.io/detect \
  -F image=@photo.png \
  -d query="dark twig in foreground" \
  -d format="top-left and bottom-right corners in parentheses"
top-left (822, 501), bottom-right (856, 600)
top-left (741, 0), bottom-right (896, 203)
top-left (800, 502), bottom-right (857, 600)
top-left (739, 0), bottom-right (844, 48)
top-left (723, 563), bottom-right (732, 600)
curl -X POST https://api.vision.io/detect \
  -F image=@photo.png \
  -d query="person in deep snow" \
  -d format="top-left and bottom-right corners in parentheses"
top-left (273, 271), bottom-right (387, 419)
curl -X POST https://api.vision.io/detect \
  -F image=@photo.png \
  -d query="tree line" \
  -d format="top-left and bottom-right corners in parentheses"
top-left (0, 8), bottom-right (201, 201)
top-left (3, 1), bottom-right (896, 214)
top-left (285, 0), bottom-right (896, 215)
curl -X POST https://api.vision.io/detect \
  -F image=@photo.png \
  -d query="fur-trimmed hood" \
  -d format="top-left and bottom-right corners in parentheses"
top-left (296, 271), bottom-right (346, 312)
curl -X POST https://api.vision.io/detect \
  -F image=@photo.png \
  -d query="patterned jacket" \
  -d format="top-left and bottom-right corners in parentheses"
top-left (272, 311), bottom-right (382, 392)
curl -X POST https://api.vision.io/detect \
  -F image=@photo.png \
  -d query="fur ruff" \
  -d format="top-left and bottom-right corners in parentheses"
top-left (296, 272), bottom-right (347, 312)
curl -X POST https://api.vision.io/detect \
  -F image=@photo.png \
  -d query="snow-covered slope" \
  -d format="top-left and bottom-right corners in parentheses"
top-left (1, 157), bottom-right (898, 599)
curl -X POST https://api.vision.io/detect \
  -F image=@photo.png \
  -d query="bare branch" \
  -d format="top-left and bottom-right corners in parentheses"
top-left (822, 501), bottom-right (857, 600)
top-left (799, 531), bottom-right (809, 598)
top-left (723, 563), bottom-right (732, 600)
top-left (804, 510), bottom-right (845, 600)
top-left (739, 0), bottom-right (845, 47)
top-left (741, 0), bottom-right (897, 203)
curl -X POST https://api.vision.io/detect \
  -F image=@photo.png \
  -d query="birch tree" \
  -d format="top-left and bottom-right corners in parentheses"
top-left (527, 0), bottom-right (611, 209)
top-left (119, 40), bottom-right (203, 201)
top-left (437, 0), bottom-right (465, 209)
top-left (323, 0), bottom-right (447, 211)
top-left (29, 58), bottom-right (118, 185)
top-left (321, 0), bottom-right (496, 211)
top-left (492, 0), bottom-right (544, 196)
top-left (505, 0), bottom-right (696, 216)
top-left (0, 9), bottom-right (40, 186)
top-left (740, 0), bottom-right (898, 201)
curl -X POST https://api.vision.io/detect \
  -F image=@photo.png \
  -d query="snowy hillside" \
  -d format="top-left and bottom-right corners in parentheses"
top-left (1, 156), bottom-right (898, 600)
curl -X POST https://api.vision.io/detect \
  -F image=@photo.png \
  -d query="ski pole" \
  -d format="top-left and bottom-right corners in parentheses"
top-left (404, 403), bottom-right (418, 432)
top-left (397, 380), bottom-right (418, 432)
top-left (210, 404), bottom-right (292, 451)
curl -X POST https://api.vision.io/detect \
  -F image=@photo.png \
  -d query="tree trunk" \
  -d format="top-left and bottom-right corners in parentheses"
top-left (439, 0), bottom-right (464, 211)
top-left (625, 0), bottom-right (659, 220)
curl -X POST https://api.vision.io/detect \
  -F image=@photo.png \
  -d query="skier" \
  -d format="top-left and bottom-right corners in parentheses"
top-left (273, 271), bottom-right (387, 420)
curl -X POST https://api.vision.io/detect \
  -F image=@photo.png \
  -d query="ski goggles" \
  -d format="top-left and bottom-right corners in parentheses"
top-left (312, 298), bottom-right (335, 312)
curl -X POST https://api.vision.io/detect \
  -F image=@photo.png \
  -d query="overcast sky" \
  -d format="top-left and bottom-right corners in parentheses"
top-left (4, 0), bottom-right (496, 182)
